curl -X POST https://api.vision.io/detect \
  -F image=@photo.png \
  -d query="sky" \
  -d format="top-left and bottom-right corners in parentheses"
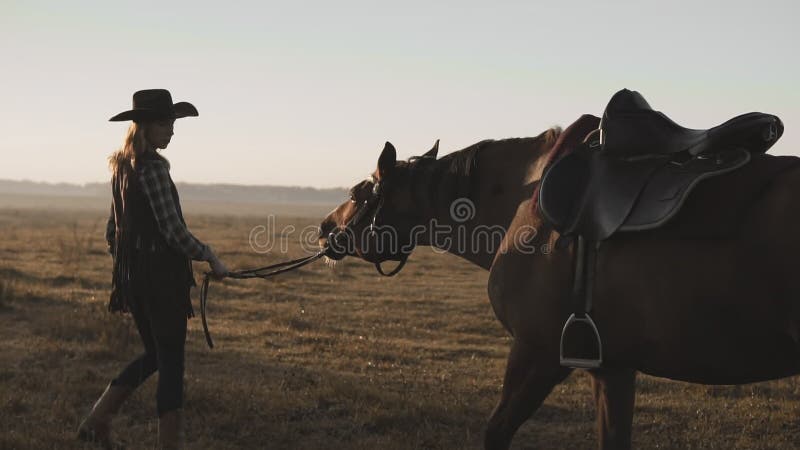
top-left (1, 0), bottom-right (798, 188)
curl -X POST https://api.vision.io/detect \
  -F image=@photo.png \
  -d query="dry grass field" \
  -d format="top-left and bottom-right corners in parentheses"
top-left (1, 205), bottom-right (799, 449)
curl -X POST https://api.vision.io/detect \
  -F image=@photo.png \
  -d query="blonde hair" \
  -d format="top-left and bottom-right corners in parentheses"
top-left (109, 122), bottom-right (169, 175)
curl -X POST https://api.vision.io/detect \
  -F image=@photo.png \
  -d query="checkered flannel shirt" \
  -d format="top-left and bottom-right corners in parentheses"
top-left (106, 159), bottom-right (209, 260)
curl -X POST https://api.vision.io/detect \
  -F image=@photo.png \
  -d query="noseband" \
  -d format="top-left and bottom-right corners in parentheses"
top-left (329, 174), bottom-right (409, 277)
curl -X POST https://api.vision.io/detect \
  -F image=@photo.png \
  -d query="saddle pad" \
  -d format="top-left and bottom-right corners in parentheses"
top-left (621, 149), bottom-right (750, 231)
top-left (540, 149), bottom-right (787, 241)
top-left (651, 153), bottom-right (800, 240)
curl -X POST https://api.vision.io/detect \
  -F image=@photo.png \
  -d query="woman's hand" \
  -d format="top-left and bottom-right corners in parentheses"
top-left (209, 255), bottom-right (229, 279)
top-left (204, 246), bottom-right (229, 279)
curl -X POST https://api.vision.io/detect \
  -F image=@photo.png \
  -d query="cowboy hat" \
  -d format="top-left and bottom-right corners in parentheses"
top-left (109, 89), bottom-right (198, 122)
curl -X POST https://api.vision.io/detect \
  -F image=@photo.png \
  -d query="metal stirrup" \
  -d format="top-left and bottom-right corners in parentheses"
top-left (559, 313), bottom-right (603, 369)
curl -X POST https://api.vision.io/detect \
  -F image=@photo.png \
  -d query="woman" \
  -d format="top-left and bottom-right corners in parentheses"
top-left (78, 89), bottom-right (228, 449)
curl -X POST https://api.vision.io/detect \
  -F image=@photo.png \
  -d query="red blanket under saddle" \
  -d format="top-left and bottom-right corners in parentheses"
top-left (531, 114), bottom-right (600, 215)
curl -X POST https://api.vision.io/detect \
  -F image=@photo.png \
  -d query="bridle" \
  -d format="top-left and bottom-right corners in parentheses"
top-left (330, 174), bottom-right (410, 277)
top-left (201, 168), bottom-right (418, 349)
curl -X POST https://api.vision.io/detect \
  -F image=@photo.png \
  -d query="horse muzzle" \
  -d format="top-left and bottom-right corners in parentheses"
top-left (320, 229), bottom-right (351, 260)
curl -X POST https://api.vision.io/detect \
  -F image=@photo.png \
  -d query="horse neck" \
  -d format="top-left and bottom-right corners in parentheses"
top-left (417, 135), bottom-right (555, 270)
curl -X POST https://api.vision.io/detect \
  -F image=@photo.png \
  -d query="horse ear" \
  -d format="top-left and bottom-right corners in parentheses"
top-left (422, 139), bottom-right (439, 159)
top-left (378, 141), bottom-right (397, 177)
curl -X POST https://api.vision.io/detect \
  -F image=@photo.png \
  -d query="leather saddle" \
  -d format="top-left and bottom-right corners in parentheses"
top-left (539, 89), bottom-right (783, 241)
top-left (537, 89), bottom-right (784, 369)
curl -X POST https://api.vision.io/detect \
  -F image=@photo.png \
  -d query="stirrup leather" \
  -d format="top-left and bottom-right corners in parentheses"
top-left (559, 236), bottom-right (603, 369)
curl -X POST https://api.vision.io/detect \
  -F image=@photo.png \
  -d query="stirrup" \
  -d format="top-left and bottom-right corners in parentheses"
top-left (559, 313), bottom-right (603, 369)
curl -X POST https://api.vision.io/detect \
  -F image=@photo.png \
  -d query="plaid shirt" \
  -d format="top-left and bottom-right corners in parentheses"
top-left (106, 159), bottom-right (209, 260)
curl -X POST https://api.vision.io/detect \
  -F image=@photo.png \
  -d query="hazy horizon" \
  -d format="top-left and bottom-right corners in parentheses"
top-left (3, 1), bottom-right (798, 188)
top-left (0, 176), bottom-right (352, 190)
top-left (0, 178), bottom-right (348, 217)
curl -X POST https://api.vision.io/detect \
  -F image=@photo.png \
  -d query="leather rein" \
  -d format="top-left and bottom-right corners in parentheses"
top-left (199, 250), bottom-right (327, 348)
top-left (200, 174), bottom-right (408, 349)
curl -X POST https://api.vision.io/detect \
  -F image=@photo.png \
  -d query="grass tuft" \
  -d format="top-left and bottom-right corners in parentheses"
top-left (55, 221), bottom-right (98, 281)
top-left (0, 277), bottom-right (15, 310)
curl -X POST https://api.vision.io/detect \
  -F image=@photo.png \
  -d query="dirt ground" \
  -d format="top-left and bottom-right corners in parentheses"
top-left (1, 207), bottom-right (798, 449)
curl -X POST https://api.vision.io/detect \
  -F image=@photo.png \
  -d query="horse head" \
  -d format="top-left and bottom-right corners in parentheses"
top-left (318, 140), bottom-right (439, 273)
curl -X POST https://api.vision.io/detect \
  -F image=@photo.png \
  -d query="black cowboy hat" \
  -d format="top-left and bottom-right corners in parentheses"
top-left (109, 89), bottom-right (198, 122)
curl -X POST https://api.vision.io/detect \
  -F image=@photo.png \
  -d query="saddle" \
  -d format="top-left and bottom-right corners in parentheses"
top-left (537, 89), bottom-right (784, 369)
top-left (539, 89), bottom-right (783, 242)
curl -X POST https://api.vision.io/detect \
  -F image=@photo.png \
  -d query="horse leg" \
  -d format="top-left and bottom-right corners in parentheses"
top-left (590, 368), bottom-right (637, 450)
top-left (485, 339), bottom-right (571, 450)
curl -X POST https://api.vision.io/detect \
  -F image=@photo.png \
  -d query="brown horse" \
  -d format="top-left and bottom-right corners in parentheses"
top-left (317, 129), bottom-right (800, 449)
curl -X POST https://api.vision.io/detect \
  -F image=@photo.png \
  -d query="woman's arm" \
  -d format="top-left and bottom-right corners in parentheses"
top-left (138, 160), bottom-right (211, 261)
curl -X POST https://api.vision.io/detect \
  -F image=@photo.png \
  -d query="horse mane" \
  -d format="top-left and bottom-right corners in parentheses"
top-left (435, 128), bottom-right (561, 176)
top-left (439, 140), bottom-right (485, 176)
top-left (406, 128), bottom-right (562, 210)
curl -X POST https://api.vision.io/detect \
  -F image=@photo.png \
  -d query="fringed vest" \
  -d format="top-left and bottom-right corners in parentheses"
top-left (108, 152), bottom-right (195, 317)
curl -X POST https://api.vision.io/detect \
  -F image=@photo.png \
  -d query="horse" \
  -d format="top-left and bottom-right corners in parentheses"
top-left (317, 128), bottom-right (800, 449)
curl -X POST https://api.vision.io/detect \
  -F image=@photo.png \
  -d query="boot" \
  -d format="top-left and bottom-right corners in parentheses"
top-left (77, 383), bottom-right (133, 448)
top-left (157, 409), bottom-right (185, 449)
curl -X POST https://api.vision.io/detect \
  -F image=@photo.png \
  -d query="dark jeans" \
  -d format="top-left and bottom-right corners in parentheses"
top-left (111, 285), bottom-right (189, 416)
